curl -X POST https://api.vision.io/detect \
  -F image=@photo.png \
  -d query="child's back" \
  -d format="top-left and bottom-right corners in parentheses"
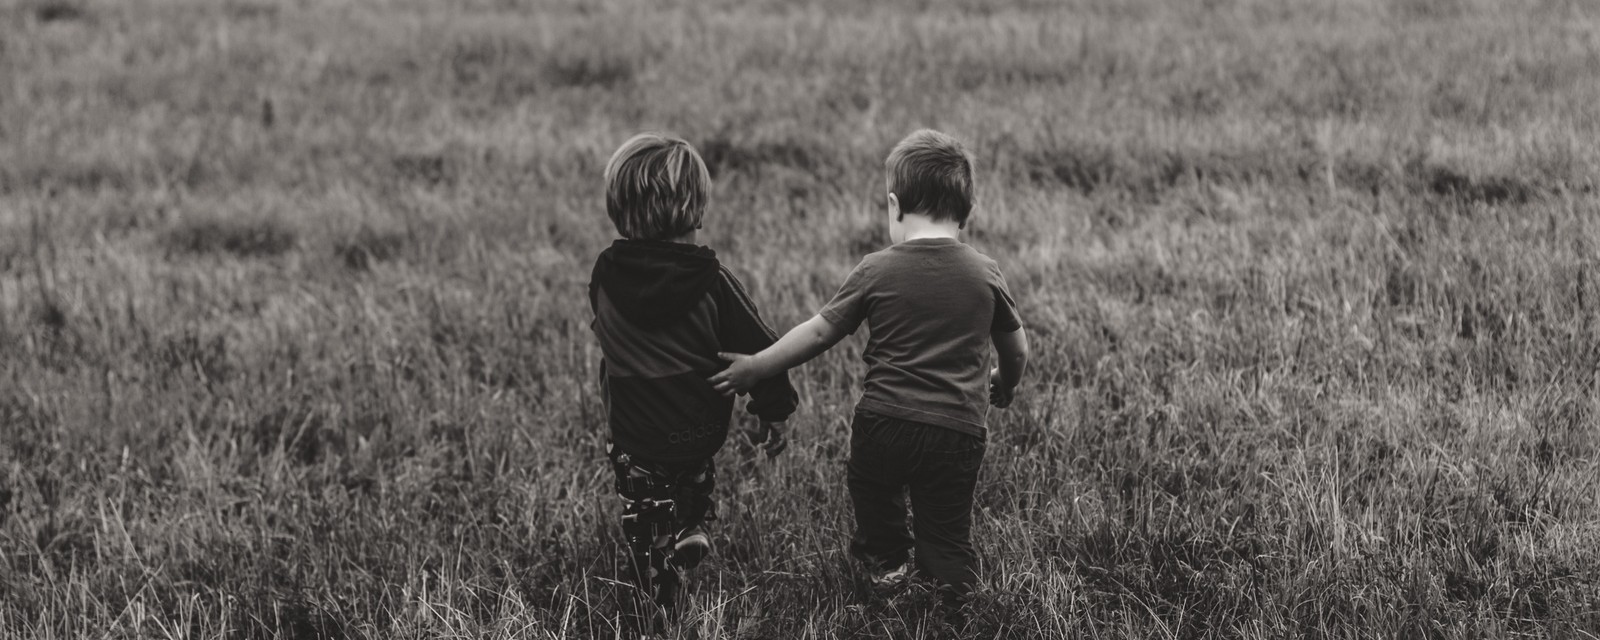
top-left (591, 239), bottom-right (794, 462)
top-left (818, 237), bottom-right (1020, 437)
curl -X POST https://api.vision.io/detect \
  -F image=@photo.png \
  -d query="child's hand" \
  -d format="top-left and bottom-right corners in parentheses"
top-left (708, 352), bottom-right (763, 396)
top-left (989, 367), bottom-right (1015, 408)
top-left (743, 420), bottom-right (788, 458)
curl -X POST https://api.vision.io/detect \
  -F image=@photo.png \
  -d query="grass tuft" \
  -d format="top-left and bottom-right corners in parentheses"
top-left (334, 227), bottom-right (409, 272)
top-left (700, 136), bottom-right (834, 180)
top-left (543, 50), bottom-right (637, 89)
top-left (391, 153), bottom-right (453, 187)
top-left (160, 215), bottom-right (297, 259)
top-left (1423, 166), bottom-right (1537, 205)
top-left (31, 2), bottom-right (84, 23)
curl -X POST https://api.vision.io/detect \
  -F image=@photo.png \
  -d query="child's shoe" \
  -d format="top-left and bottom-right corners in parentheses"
top-left (869, 562), bottom-right (912, 592)
top-left (673, 529), bottom-right (711, 571)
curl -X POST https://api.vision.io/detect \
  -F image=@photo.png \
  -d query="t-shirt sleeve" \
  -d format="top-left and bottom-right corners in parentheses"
top-left (817, 260), bottom-right (872, 334)
top-left (989, 263), bottom-right (1023, 334)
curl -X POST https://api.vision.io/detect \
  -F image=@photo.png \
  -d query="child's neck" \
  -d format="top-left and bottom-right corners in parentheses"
top-left (897, 215), bottom-right (961, 242)
top-left (660, 230), bottom-right (698, 245)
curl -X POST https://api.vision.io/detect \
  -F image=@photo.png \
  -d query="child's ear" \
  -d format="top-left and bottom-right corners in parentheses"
top-left (887, 192), bottom-right (901, 221)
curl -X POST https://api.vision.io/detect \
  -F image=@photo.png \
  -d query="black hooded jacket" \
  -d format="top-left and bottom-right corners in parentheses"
top-left (589, 239), bottom-right (799, 463)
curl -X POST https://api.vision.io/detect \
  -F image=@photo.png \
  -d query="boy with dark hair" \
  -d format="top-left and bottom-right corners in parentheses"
top-left (590, 132), bottom-right (797, 620)
top-left (710, 129), bottom-right (1029, 605)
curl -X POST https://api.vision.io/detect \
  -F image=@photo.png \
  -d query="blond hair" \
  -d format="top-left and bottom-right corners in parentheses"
top-left (885, 129), bottom-right (974, 226)
top-left (604, 133), bottom-right (711, 240)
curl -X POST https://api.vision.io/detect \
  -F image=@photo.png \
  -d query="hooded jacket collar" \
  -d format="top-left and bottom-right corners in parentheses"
top-left (590, 239), bottom-right (721, 327)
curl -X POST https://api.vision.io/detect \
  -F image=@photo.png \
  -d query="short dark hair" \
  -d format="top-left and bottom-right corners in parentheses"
top-left (885, 129), bottom-right (974, 225)
top-left (604, 132), bottom-right (711, 240)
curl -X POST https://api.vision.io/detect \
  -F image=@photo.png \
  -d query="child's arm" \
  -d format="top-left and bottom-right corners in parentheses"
top-left (712, 269), bottom-right (801, 455)
top-left (709, 314), bottom-right (850, 396)
top-left (989, 326), bottom-right (1029, 408)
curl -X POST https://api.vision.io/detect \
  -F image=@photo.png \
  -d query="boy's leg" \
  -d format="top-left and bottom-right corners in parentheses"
top-left (621, 495), bottom-right (679, 606)
top-left (846, 409), bottom-right (914, 572)
top-left (670, 459), bottom-right (716, 570)
top-left (611, 449), bottom-right (682, 612)
top-left (906, 428), bottom-right (986, 599)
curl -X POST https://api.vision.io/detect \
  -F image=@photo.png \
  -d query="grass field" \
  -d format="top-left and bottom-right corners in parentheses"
top-left (4, 0), bottom-right (1600, 637)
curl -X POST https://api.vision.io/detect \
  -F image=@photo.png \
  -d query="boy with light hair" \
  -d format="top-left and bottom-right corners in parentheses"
top-left (589, 132), bottom-right (797, 622)
top-left (711, 129), bottom-right (1029, 607)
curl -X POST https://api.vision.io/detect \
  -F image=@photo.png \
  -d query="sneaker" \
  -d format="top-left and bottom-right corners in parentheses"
top-left (869, 562), bottom-right (912, 592)
top-left (673, 530), bottom-right (711, 571)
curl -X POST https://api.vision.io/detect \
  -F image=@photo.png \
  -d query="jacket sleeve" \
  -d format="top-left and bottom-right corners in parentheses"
top-left (713, 267), bottom-right (800, 423)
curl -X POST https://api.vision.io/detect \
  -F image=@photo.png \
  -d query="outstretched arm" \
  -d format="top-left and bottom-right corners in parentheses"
top-left (989, 326), bottom-right (1029, 408)
top-left (709, 314), bottom-right (851, 396)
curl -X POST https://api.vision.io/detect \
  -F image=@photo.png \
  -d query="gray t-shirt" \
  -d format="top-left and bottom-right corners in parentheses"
top-left (818, 237), bottom-right (1022, 438)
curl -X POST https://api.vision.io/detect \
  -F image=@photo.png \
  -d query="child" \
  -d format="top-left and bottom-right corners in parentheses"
top-left (589, 132), bottom-right (797, 618)
top-left (709, 129), bottom-right (1029, 605)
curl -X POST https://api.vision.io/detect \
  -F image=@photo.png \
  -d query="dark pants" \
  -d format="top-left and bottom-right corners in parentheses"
top-left (608, 444), bottom-right (715, 610)
top-left (847, 408), bottom-right (986, 595)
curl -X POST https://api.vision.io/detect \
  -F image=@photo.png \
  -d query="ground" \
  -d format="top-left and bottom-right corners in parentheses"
top-left (2, 0), bottom-right (1599, 638)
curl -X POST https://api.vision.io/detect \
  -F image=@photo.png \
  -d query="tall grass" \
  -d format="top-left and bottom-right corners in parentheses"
top-left (2, 0), bottom-right (1598, 637)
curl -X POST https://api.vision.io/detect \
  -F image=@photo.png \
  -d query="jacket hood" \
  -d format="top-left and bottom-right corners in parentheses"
top-left (590, 239), bottom-right (722, 327)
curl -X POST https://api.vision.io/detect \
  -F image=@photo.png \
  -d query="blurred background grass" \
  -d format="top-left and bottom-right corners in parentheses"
top-left (2, 0), bottom-right (1599, 637)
